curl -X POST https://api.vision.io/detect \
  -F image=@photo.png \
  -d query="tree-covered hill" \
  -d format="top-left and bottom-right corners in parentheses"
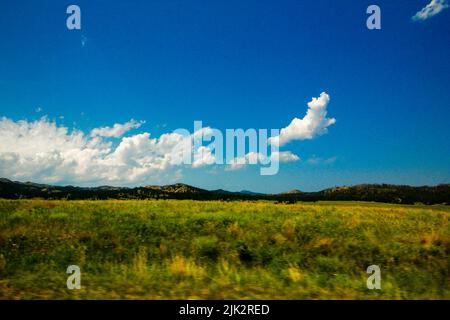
top-left (0, 178), bottom-right (448, 204)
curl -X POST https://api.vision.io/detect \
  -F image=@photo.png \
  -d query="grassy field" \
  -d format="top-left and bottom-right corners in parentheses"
top-left (0, 199), bottom-right (448, 299)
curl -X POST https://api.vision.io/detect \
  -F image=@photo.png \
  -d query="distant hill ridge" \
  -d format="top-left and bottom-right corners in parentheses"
top-left (0, 178), bottom-right (448, 205)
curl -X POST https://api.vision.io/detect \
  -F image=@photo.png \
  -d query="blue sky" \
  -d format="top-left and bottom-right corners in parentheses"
top-left (0, 0), bottom-right (449, 193)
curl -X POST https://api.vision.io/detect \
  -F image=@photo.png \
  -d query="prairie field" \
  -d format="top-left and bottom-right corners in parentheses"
top-left (0, 199), bottom-right (448, 299)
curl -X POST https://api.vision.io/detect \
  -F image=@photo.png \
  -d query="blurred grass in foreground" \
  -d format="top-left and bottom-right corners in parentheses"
top-left (0, 199), bottom-right (448, 299)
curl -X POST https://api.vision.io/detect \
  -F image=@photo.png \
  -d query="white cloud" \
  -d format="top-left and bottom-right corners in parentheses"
top-left (269, 92), bottom-right (336, 147)
top-left (192, 146), bottom-right (216, 168)
top-left (412, 0), bottom-right (449, 21)
top-left (0, 117), bottom-right (229, 185)
top-left (227, 151), bottom-right (300, 171)
top-left (0, 117), bottom-right (195, 185)
top-left (273, 151), bottom-right (301, 162)
top-left (90, 119), bottom-right (144, 138)
top-left (227, 152), bottom-right (263, 171)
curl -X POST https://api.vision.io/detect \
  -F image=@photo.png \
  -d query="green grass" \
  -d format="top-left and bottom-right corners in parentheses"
top-left (0, 199), bottom-right (448, 299)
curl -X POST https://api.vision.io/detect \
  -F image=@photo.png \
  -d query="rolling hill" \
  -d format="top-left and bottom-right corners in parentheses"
top-left (0, 178), bottom-right (448, 204)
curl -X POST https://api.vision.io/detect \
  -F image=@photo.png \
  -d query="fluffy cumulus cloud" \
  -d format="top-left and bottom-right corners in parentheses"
top-left (0, 117), bottom-right (205, 185)
top-left (269, 92), bottom-right (336, 147)
top-left (190, 146), bottom-right (216, 168)
top-left (412, 0), bottom-right (449, 21)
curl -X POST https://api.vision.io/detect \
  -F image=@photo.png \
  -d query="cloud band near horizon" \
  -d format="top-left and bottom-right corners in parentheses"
top-left (0, 92), bottom-right (335, 186)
